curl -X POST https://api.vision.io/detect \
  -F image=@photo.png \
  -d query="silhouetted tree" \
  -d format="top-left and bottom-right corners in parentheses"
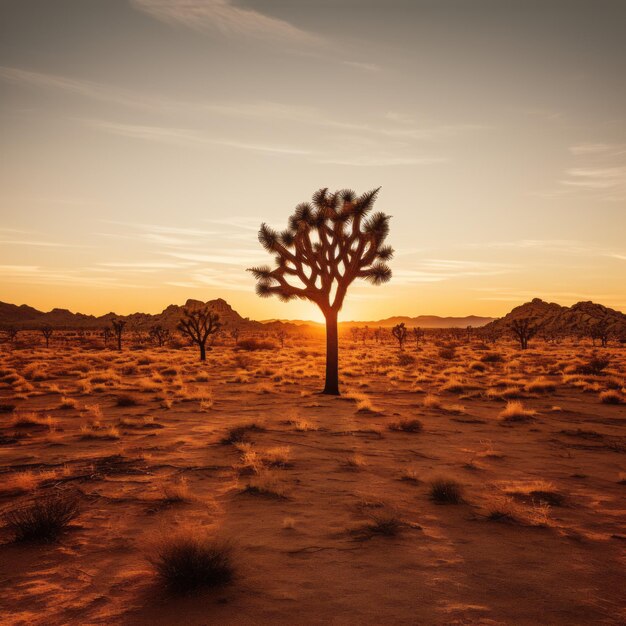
top-left (249, 187), bottom-right (392, 395)
top-left (230, 328), bottom-right (240, 345)
top-left (350, 327), bottom-right (359, 344)
top-left (41, 325), bottom-right (54, 348)
top-left (590, 318), bottom-right (611, 348)
top-left (4, 326), bottom-right (18, 343)
top-left (373, 326), bottom-right (384, 344)
top-left (102, 327), bottom-right (111, 347)
top-left (276, 329), bottom-right (286, 348)
top-left (510, 317), bottom-right (539, 350)
top-left (362, 325), bottom-right (370, 345)
top-left (149, 325), bottom-right (170, 347)
top-left (412, 326), bottom-right (424, 349)
top-left (177, 306), bottom-right (221, 361)
top-left (111, 319), bottom-right (126, 351)
top-left (392, 322), bottom-right (407, 350)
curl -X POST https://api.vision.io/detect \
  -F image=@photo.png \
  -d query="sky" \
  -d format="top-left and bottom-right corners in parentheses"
top-left (1, 0), bottom-right (625, 322)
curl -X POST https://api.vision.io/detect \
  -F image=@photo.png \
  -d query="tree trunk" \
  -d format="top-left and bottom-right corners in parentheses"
top-left (117, 334), bottom-right (122, 351)
top-left (199, 342), bottom-right (206, 361)
top-left (322, 309), bottom-right (339, 395)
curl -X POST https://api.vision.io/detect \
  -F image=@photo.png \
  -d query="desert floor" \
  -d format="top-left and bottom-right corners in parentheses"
top-left (0, 336), bottom-right (625, 625)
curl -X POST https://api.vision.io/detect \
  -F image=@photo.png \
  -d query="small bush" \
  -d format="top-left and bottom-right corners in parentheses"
top-left (116, 394), bottom-right (139, 407)
top-left (575, 355), bottom-right (610, 376)
top-left (498, 401), bottom-right (536, 423)
top-left (438, 348), bottom-right (457, 360)
top-left (600, 390), bottom-right (623, 405)
top-left (237, 339), bottom-right (276, 351)
top-left (481, 353), bottom-right (503, 363)
top-left (0, 403), bottom-right (16, 413)
top-left (221, 423), bottom-right (265, 444)
top-left (150, 530), bottom-right (234, 593)
top-left (397, 353), bottom-right (416, 367)
top-left (388, 418), bottom-right (423, 433)
top-left (429, 478), bottom-right (463, 504)
top-left (4, 491), bottom-right (80, 542)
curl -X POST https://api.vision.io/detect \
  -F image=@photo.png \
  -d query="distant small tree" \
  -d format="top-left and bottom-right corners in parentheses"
top-left (111, 319), bottom-right (126, 351)
top-left (392, 322), bottom-right (408, 350)
top-left (102, 327), bottom-right (111, 347)
top-left (362, 325), bottom-right (370, 345)
top-left (590, 318), bottom-right (611, 348)
top-left (412, 326), bottom-right (424, 349)
top-left (276, 329), bottom-right (287, 349)
top-left (41, 325), bottom-right (54, 348)
top-left (4, 326), bottom-right (19, 343)
top-left (230, 328), bottom-right (240, 345)
top-left (149, 325), bottom-right (170, 347)
top-left (350, 327), bottom-right (359, 344)
top-left (510, 317), bottom-right (539, 350)
top-left (249, 187), bottom-right (392, 396)
top-left (373, 327), bottom-right (383, 344)
top-left (177, 306), bottom-right (221, 361)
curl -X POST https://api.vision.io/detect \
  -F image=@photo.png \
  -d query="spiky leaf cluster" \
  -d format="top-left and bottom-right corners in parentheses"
top-left (249, 188), bottom-right (392, 310)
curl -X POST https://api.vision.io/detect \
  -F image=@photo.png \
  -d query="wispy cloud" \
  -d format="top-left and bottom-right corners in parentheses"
top-left (342, 60), bottom-right (381, 72)
top-left (0, 66), bottom-right (163, 111)
top-left (131, 0), bottom-right (322, 45)
top-left (315, 155), bottom-right (446, 167)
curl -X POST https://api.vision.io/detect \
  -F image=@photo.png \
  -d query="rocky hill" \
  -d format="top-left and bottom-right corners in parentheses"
top-left (0, 298), bottom-right (260, 331)
top-left (483, 298), bottom-right (626, 339)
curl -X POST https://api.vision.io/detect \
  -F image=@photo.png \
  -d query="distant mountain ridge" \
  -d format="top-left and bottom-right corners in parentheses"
top-left (0, 299), bottom-right (493, 330)
top-left (3, 298), bottom-right (623, 335)
top-left (483, 298), bottom-right (626, 338)
top-left (340, 314), bottom-right (494, 329)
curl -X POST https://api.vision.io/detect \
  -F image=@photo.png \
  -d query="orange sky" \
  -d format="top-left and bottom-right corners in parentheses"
top-left (1, 1), bottom-right (625, 321)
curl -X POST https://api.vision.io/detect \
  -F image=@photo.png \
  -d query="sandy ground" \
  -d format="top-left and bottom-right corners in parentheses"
top-left (0, 336), bottom-right (624, 625)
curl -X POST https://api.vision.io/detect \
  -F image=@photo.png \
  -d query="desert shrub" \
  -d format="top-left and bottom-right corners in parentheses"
top-left (397, 353), bottom-right (416, 367)
top-left (469, 361), bottom-right (486, 372)
top-left (429, 478), bottom-right (463, 504)
top-left (116, 394), bottom-right (139, 407)
top-left (481, 352), bottom-right (503, 363)
top-left (4, 491), bottom-right (80, 542)
top-left (438, 347), bottom-right (457, 360)
top-left (237, 339), bottom-right (276, 351)
top-left (388, 418), bottom-right (423, 433)
top-left (353, 511), bottom-right (406, 539)
top-left (498, 401), bottom-right (536, 422)
top-left (150, 531), bottom-right (234, 593)
top-left (221, 423), bottom-right (265, 444)
top-left (526, 377), bottom-right (556, 393)
top-left (575, 355), bottom-right (610, 376)
top-left (0, 403), bottom-right (16, 413)
top-left (600, 390), bottom-right (623, 405)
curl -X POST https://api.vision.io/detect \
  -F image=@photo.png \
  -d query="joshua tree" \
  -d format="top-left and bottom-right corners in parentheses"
top-left (349, 327), bottom-right (359, 344)
top-left (249, 187), bottom-right (392, 395)
top-left (177, 306), bottom-right (221, 361)
top-left (362, 325), bottom-right (370, 345)
top-left (412, 326), bottom-right (424, 349)
top-left (373, 326), bottom-right (384, 344)
top-left (4, 326), bottom-right (19, 343)
top-left (392, 322), bottom-right (407, 350)
top-left (230, 328), bottom-right (240, 345)
top-left (149, 324), bottom-right (170, 347)
top-left (590, 318), bottom-right (611, 348)
top-left (276, 329), bottom-right (287, 349)
top-left (111, 319), bottom-right (126, 351)
top-left (510, 317), bottom-right (539, 350)
top-left (41, 325), bottom-right (54, 348)
top-left (102, 327), bottom-right (111, 347)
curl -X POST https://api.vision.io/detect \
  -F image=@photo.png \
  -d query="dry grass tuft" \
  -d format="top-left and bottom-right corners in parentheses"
top-left (150, 529), bottom-right (234, 593)
top-left (388, 418), bottom-right (423, 433)
top-left (599, 389), bottom-right (623, 405)
top-left (498, 401), bottom-right (536, 423)
top-left (4, 491), bottom-right (80, 542)
top-left (429, 478), bottom-right (463, 504)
